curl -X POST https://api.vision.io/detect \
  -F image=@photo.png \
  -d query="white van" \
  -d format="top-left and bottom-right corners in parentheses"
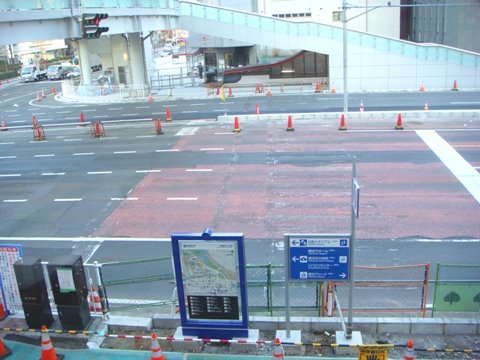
top-left (47, 64), bottom-right (73, 80)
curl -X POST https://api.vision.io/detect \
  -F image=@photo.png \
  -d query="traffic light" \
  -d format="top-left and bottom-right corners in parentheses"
top-left (82, 13), bottom-right (109, 39)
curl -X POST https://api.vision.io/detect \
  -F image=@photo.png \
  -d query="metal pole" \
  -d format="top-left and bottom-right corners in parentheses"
top-left (284, 234), bottom-right (291, 339)
top-left (342, 0), bottom-right (348, 117)
top-left (346, 157), bottom-right (357, 339)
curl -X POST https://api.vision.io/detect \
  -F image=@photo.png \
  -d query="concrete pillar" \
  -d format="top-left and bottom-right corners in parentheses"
top-left (127, 32), bottom-right (146, 88)
top-left (78, 39), bottom-right (92, 85)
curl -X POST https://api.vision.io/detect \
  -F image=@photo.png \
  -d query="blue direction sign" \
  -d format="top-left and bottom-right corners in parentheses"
top-left (288, 235), bottom-right (350, 281)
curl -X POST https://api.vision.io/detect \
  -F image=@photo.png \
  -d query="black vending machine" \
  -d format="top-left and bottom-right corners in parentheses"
top-left (13, 257), bottom-right (54, 329)
top-left (47, 255), bottom-right (91, 330)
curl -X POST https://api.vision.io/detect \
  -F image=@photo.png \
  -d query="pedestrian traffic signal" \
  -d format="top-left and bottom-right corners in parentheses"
top-left (82, 13), bottom-right (109, 39)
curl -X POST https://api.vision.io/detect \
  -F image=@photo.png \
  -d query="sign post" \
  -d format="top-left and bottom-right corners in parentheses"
top-left (171, 228), bottom-right (249, 339)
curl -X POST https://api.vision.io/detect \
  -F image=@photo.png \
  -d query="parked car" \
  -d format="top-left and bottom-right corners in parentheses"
top-left (47, 64), bottom-right (73, 80)
top-left (66, 67), bottom-right (81, 79)
top-left (20, 65), bottom-right (47, 83)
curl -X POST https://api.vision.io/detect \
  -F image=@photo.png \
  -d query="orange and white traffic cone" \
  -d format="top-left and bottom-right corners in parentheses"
top-left (154, 119), bottom-right (164, 135)
top-left (315, 82), bottom-right (321, 93)
top-left (150, 332), bottom-right (165, 360)
top-left (148, 93), bottom-right (154, 102)
top-left (166, 107), bottom-right (172, 122)
top-left (228, 87), bottom-right (233, 97)
top-left (36, 92), bottom-right (42, 102)
top-left (233, 116), bottom-right (241, 133)
top-left (40, 325), bottom-right (64, 360)
top-left (395, 113), bottom-right (404, 130)
top-left (419, 81), bottom-right (425, 91)
top-left (89, 288), bottom-right (103, 313)
top-left (41, 88), bottom-right (46, 98)
top-left (79, 112), bottom-right (86, 126)
top-left (286, 115), bottom-right (294, 132)
top-left (255, 83), bottom-right (260, 94)
top-left (272, 338), bottom-right (285, 359)
top-left (32, 115), bottom-right (38, 128)
top-left (255, 104), bottom-right (260, 114)
top-left (404, 339), bottom-right (414, 360)
top-left (359, 101), bottom-right (364, 112)
top-left (424, 102), bottom-right (429, 111)
top-left (330, 82), bottom-right (336, 94)
top-left (338, 113), bottom-right (347, 131)
top-left (452, 80), bottom-right (459, 91)
top-left (266, 87), bottom-right (272, 96)
top-left (0, 338), bottom-right (12, 358)
top-left (51, 87), bottom-right (56, 96)
top-left (0, 121), bottom-right (7, 132)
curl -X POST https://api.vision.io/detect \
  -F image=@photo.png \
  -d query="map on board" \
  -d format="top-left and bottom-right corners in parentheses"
top-left (179, 240), bottom-right (238, 297)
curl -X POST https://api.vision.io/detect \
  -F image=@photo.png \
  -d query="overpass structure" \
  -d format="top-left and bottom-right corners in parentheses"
top-left (0, 0), bottom-right (479, 92)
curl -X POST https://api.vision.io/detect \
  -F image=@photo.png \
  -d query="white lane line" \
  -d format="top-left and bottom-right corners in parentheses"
top-left (135, 106), bottom-right (150, 109)
top-left (41, 118), bottom-right (52, 121)
top-left (57, 110), bottom-right (71, 114)
top-left (176, 127), bottom-right (198, 136)
top-left (0, 174), bottom-right (21, 177)
top-left (212, 109), bottom-right (227, 112)
top-left (162, 104), bottom-right (177, 107)
top-left (31, 112), bottom-right (45, 115)
top-left (82, 109), bottom-right (96, 112)
top-left (181, 110), bottom-right (199, 114)
top-left (42, 172), bottom-right (65, 176)
top-left (87, 171), bottom-right (113, 175)
top-left (64, 138), bottom-right (82, 142)
top-left (136, 135), bottom-right (156, 138)
top-left (34, 154), bottom-right (55, 158)
top-left (215, 132), bottom-right (235, 135)
top-left (100, 137), bottom-right (118, 140)
top-left (108, 107), bottom-right (122, 111)
top-left (7, 114), bottom-right (20, 117)
top-left (167, 197), bottom-right (198, 201)
top-left (74, 152), bottom-right (94, 156)
top-left (416, 130), bottom-right (480, 204)
top-left (122, 113), bottom-right (138, 116)
top-left (151, 112), bottom-right (164, 115)
top-left (450, 101), bottom-right (480, 105)
top-left (65, 116), bottom-right (78, 120)
top-left (186, 169), bottom-right (213, 172)
top-left (54, 198), bottom-right (82, 202)
top-left (111, 197), bottom-right (138, 201)
top-left (0, 142), bottom-right (15, 145)
top-left (190, 103), bottom-right (205, 106)
top-left (135, 169), bottom-right (162, 173)
top-left (156, 149), bottom-right (179, 153)
top-left (93, 115), bottom-right (108, 118)
top-left (4, 110), bottom-right (17, 113)
top-left (0, 156), bottom-right (16, 159)
top-left (11, 120), bottom-right (26, 123)
top-left (3, 199), bottom-right (27, 203)
top-left (114, 151), bottom-right (137, 154)
top-left (201, 148), bottom-right (224, 151)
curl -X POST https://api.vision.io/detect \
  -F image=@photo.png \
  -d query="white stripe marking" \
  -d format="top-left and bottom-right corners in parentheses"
top-left (64, 138), bottom-right (82, 142)
top-left (186, 169), bottom-right (213, 172)
top-left (135, 106), bottom-right (150, 109)
top-left (34, 154), bottom-right (55, 158)
top-left (215, 132), bottom-right (235, 135)
top-left (3, 199), bottom-right (27, 203)
top-left (93, 115), bottom-right (108, 118)
top-left (162, 105), bottom-right (177, 107)
top-left (122, 113), bottom-right (138, 116)
top-left (87, 171), bottom-right (112, 175)
top-left (11, 120), bottom-right (25, 123)
top-left (0, 174), bottom-right (21, 177)
top-left (167, 197), bottom-right (198, 201)
top-left (190, 103), bottom-right (205, 106)
top-left (74, 152), bottom-right (94, 156)
top-left (108, 107), bottom-right (122, 111)
top-left (176, 127), bottom-right (198, 136)
top-left (136, 135), bottom-right (156, 138)
top-left (57, 111), bottom-right (71, 114)
top-left (42, 172), bottom-right (65, 176)
top-left (156, 149), bottom-right (179, 153)
top-left (110, 197), bottom-right (138, 201)
top-left (417, 130), bottom-right (480, 204)
top-left (201, 148), bottom-right (224, 151)
top-left (0, 142), bottom-right (15, 145)
top-left (181, 110), bottom-right (199, 114)
top-left (136, 170), bottom-right (162, 173)
top-left (114, 151), bottom-right (137, 154)
top-left (0, 156), bottom-right (16, 159)
top-left (54, 198), bottom-right (82, 202)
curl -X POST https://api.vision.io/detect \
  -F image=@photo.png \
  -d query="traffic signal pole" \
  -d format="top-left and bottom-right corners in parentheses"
top-left (77, 39), bottom-right (93, 85)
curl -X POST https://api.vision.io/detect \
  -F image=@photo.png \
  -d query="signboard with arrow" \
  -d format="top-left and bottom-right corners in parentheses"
top-left (287, 234), bottom-right (350, 281)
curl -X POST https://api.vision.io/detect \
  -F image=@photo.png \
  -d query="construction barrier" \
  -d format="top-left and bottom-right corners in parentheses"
top-left (91, 122), bottom-right (105, 138)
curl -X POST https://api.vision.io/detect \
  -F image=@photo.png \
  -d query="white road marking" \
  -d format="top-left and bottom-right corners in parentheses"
top-left (151, 112), bottom-right (164, 115)
top-left (162, 104), bottom-right (177, 107)
top-left (57, 110), bottom-right (71, 114)
top-left (4, 110), bottom-right (17, 113)
top-left (110, 197), bottom-right (138, 201)
top-left (0, 156), bottom-right (16, 159)
top-left (93, 115), bottom-right (108, 118)
top-left (215, 132), bottom-right (235, 135)
top-left (190, 103), bottom-right (205, 106)
top-left (176, 127), bottom-right (198, 136)
top-left (135, 106), bottom-right (150, 109)
top-left (65, 116), bottom-right (78, 120)
top-left (54, 198), bottom-right (82, 202)
top-left (186, 169), bottom-right (213, 172)
top-left (42, 172), bottom-right (65, 176)
top-left (31, 112), bottom-right (45, 115)
top-left (11, 120), bottom-right (26, 123)
top-left (73, 152), bottom-right (94, 156)
top-left (87, 171), bottom-right (113, 175)
top-left (3, 199), bottom-right (27, 203)
top-left (156, 149), bottom-right (179, 153)
top-left (34, 154), bottom-right (55, 157)
top-left (181, 110), bottom-right (199, 114)
top-left (122, 113), bottom-right (138, 116)
top-left (135, 170), bottom-right (162, 173)
top-left (167, 197), bottom-right (198, 201)
top-left (201, 148), bottom-right (224, 151)
top-left (108, 107), bottom-right (122, 111)
top-left (0, 174), bottom-right (21, 177)
top-left (99, 137), bottom-right (118, 140)
top-left (64, 138), bottom-right (82, 142)
top-left (212, 109), bottom-right (227, 112)
top-left (0, 142), bottom-right (15, 145)
top-left (114, 151), bottom-right (137, 154)
top-left (7, 114), bottom-right (20, 117)
top-left (82, 109), bottom-right (96, 112)
top-left (450, 101), bottom-right (480, 105)
top-left (41, 118), bottom-right (52, 121)
top-left (136, 135), bottom-right (156, 138)
top-left (416, 130), bottom-right (480, 205)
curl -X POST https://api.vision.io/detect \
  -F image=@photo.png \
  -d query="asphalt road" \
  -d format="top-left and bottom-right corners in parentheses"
top-left (0, 80), bottom-right (479, 310)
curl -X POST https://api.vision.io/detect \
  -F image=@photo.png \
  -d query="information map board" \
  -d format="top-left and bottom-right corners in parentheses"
top-left (171, 229), bottom-right (248, 339)
top-left (0, 244), bottom-right (23, 313)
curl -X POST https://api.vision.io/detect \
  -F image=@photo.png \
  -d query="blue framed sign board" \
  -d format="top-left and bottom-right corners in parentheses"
top-left (171, 229), bottom-right (249, 339)
top-left (287, 234), bottom-right (351, 281)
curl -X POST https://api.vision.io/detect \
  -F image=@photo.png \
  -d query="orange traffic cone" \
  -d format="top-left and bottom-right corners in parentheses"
top-left (51, 87), bottom-right (56, 95)
top-left (255, 104), bottom-right (260, 114)
top-left (330, 82), bottom-right (336, 94)
top-left (315, 82), bottom-right (321, 93)
top-left (0, 302), bottom-right (7, 320)
top-left (286, 115), bottom-right (294, 132)
top-left (41, 88), bottom-right (46, 98)
top-left (79, 112), bottom-right (86, 126)
top-left (255, 83), bottom-right (260, 94)
top-left (0, 338), bottom-right (12, 358)
top-left (452, 80), bottom-right (459, 91)
top-left (266, 87), bottom-right (272, 96)
top-left (40, 325), bottom-right (64, 360)
top-left (89, 288), bottom-right (103, 313)
top-left (233, 116), bottom-right (241, 133)
top-left (395, 113), bottom-right (404, 130)
top-left (419, 81), bottom-right (425, 91)
top-left (150, 332), bottom-right (165, 360)
top-left (36, 92), bottom-right (42, 102)
top-left (228, 87), bottom-right (233, 97)
top-left (154, 119), bottom-right (164, 135)
top-left (0, 121), bottom-right (7, 132)
top-left (272, 338), bottom-right (285, 359)
top-left (338, 114), bottom-right (347, 131)
top-left (148, 93), bottom-right (154, 102)
top-left (404, 339), bottom-right (414, 360)
top-left (424, 102), bottom-right (429, 111)
top-left (216, 87), bottom-right (220, 96)
top-left (359, 101), bottom-right (364, 112)
top-left (166, 107), bottom-right (172, 122)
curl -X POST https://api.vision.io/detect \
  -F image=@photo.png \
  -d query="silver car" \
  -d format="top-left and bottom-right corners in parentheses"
top-left (47, 64), bottom-right (73, 80)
